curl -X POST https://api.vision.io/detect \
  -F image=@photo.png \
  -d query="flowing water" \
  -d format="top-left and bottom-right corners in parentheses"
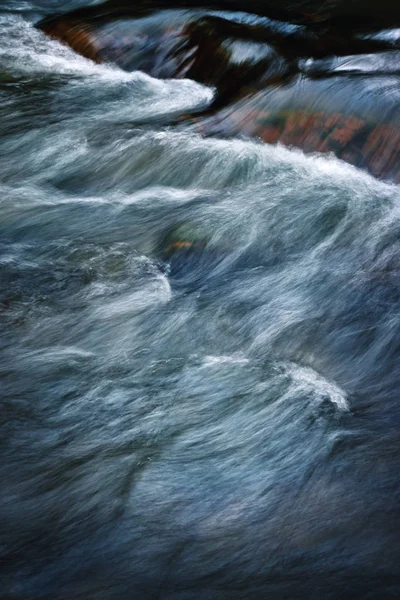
top-left (1, 2), bottom-right (400, 599)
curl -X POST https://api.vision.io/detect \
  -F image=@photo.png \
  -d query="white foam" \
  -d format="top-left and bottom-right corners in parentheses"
top-left (282, 362), bottom-right (350, 412)
top-left (0, 15), bottom-right (131, 79)
top-left (0, 13), bottom-right (213, 109)
top-left (121, 130), bottom-right (398, 195)
top-left (92, 272), bottom-right (172, 318)
top-left (203, 354), bottom-right (250, 366)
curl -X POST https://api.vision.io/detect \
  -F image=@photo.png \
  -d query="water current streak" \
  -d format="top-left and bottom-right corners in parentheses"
top-left (1, 2), bottom-right (400, 599)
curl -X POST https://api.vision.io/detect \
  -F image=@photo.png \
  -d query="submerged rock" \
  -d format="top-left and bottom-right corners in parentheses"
top-left (37, 1), bottom-right (400, 182)
top-left (38, 11), bottom-right (290, 103)
top-left (157, 222), bottom-right (225, 285)
top-left (191, 74), bottom-right (400, 181)
top-left (159, 222), bottom-right (209, 260)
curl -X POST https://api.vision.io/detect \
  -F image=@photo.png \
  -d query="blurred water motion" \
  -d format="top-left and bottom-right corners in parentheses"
top-left (1, 1), bottom-right (400, 599)
top-left (39, 4), bottom-right (400, 181)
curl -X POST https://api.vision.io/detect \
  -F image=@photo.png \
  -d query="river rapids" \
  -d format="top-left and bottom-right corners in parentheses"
top-left (1, 1), bottom-right (400, 599)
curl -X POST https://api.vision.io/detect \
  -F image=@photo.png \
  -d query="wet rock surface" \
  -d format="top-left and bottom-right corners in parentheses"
top-left (2, 3), bottom-right (400, 599)
top-left (37, 0), bottom-right (400, 27)
top-left (37, 1), bottom-right (400, 182)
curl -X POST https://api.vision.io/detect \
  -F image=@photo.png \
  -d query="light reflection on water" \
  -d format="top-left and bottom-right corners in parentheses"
top-left (1, 5), bottom-right (400, 600)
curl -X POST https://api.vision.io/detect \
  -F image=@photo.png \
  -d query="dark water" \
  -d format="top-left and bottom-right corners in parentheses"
top-left (1, 2), bottom-right (400, 599)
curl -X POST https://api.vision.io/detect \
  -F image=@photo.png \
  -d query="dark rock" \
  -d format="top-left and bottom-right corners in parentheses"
top-left (37, 0), bottom-right (400, 29)
top-left (37, 2), bottom-right (400, 182)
